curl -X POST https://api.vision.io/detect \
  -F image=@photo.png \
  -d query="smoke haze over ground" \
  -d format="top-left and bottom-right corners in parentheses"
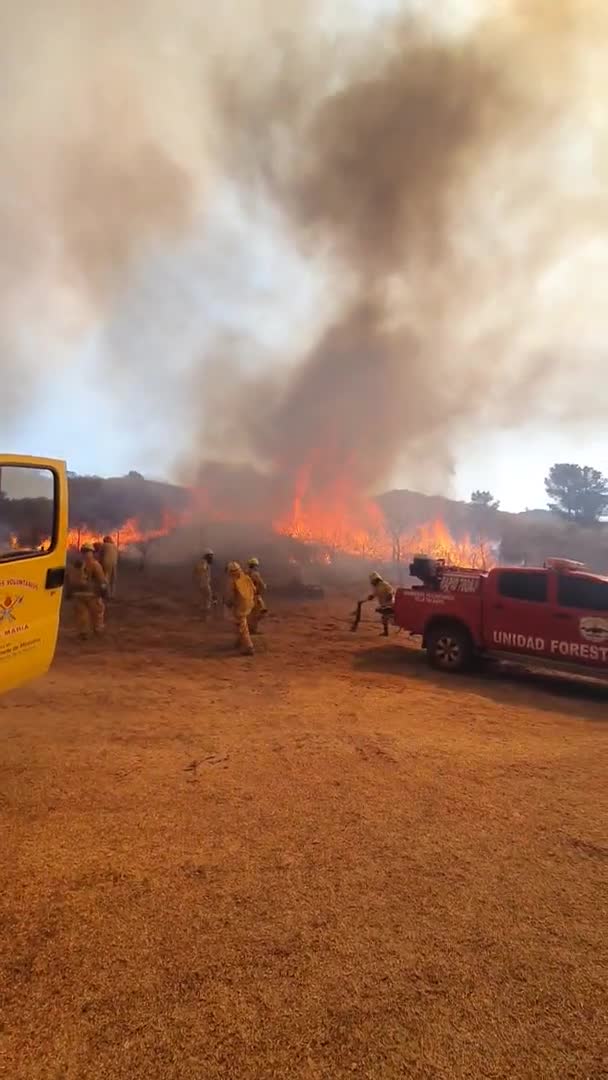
top-left (1, 1), bottom-right (607, 501)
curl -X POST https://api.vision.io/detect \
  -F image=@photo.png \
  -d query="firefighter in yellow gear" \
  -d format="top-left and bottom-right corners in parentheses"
top-left (225, 561), bottom-right (255, 655)
top-left (368, 572), bottom-right (395, 637)
top-left (100, 535), bottom-right (118, 598)
top-left (66, 544), bottom-right (108, 639)
top-left (194, 550), bottom-right (214, 621)
top-left (246, 557), bottom-right (268, 635)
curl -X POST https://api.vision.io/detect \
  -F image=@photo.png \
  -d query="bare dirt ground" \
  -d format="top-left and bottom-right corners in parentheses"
top-left (1, 568), bottom-right (607, 1080)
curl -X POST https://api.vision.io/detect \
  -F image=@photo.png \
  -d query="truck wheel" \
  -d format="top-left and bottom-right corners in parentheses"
top-left (426, 623), bottom-right (472, 673)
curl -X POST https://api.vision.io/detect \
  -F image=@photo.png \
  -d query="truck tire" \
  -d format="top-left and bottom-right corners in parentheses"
top-left (426, 622), bottom-right (473, 673)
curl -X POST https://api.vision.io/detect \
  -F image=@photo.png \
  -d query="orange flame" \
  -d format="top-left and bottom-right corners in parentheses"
top-left (65, 509), bottom-right (191, 551)
top-left (274, 463), bottom-right (392, 560)
top-left (8, 467), bottom-right (493, 570)
top-left (274, 470), bottom-right (495, 569)
top-left (406, 520), bottom-right (494, 569)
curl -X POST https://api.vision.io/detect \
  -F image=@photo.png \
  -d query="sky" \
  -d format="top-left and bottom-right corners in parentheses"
top-left (3, 0), bottom-right (607, 514)
top-left (11, 377), bottom-right (607, 513)
top-left (8, 207), bottom-right (606, 514)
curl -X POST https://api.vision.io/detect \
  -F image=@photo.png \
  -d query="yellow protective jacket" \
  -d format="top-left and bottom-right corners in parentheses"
top-left (370, 579), bottom-right (394, 606)
top-left (67, 559), bottom-right (107, 598)
top-left (194, 559), bottom-right (211, 588)
top-left (228, 571), bottom-right (255, 617)
top-left (100, 541), bottom-right (118, 578)
top-left (247, 568), bottom-right (266, 596)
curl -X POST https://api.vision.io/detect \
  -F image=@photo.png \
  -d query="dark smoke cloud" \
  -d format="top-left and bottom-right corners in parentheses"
top-left (195, 1), bottom-right (608, 499)
top-left (288, 38), bottom-right (514, 272)
top-left (1, 0), bottom-right (607, 502)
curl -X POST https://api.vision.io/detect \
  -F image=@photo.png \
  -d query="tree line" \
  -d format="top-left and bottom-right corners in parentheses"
top-left (0, 472), bottom-right (189, 550)
top-left (471, 462), bottom-right (608, 525)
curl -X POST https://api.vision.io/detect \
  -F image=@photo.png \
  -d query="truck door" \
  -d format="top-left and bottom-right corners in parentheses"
top-left (550, 573), bottom-right (608, 672)
top-left (0, 457), bottom-right (68, 695)
top-left (484, 569), bottom-right (551, 660)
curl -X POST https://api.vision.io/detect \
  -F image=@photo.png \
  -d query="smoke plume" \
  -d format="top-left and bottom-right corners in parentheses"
top-left (193, 0), bottom-right (608, 500)
top-left (1, 1), bottom-right (607, 504)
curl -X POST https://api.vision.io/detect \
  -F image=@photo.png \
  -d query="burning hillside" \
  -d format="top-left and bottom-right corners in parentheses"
top-left (65, 468), bottom-right (495, 570)
top-left (13, 465), bottom-right (608, 575)
top-left (273, 466), bottom-right (492, 568)
top-left (1, 467), bottom-right (494, 570)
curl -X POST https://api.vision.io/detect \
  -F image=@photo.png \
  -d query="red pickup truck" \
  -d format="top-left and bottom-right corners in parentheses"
top-left (393, 556), bottom-right (608, 679)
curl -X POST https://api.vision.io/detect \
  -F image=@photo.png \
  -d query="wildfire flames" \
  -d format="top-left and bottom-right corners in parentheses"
top-left (8, 472), bottom-right (494, 570)
top-left (405, 520), bottom-right (493, 569)
top-left (9, 510), bottom-right (192, 554)
top-left (58, 497), bottom-right (492, 570)
top-left (275, 501), bottom-right (493, 569)
top-left (271, 461), bottom-right (494, 568)
top-left (64, 510), bottom-right (189, 551)
top-left (274, 491), bottom-right (389, 560)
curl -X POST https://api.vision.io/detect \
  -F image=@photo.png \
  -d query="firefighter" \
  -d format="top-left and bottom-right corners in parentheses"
top-left (193, 550), bottom-right (214, 621)
top-left (100, 535), bottom-right (118, 598)
top-left (368, 571), bottom-right (395, 637)
top-left (66, 544), bottom-right (108, 639)
top-left (225, 561), bottom-right (255, 655)
top-left (246, 557), bottom-right (268, 635)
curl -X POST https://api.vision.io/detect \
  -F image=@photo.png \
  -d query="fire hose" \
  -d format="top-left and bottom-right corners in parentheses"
top-left (350, 598), bottom-right (367, 631)
top-left (350, 599), bottom-right (395, 632)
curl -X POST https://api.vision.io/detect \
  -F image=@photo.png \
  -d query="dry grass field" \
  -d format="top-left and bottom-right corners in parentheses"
top-left (1, 569), bottom-right (607, 1080)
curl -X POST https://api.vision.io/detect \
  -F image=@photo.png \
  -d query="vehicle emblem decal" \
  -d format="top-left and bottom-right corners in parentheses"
top-left (579, 616), bottom-right (608, 644)
top-left (0, 595), bottom-right (24, 623)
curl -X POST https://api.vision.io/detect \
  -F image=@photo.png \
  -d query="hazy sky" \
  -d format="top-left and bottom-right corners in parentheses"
top-left (3, 0), bottom-right (607, 514)
top-left (9, 205), bottom-right (607, 513)
top-left (11, 377), bottom-right (606, 513)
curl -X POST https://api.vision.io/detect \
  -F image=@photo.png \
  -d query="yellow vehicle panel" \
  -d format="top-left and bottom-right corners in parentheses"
top-left (0, 456), bottom-right (68, 695)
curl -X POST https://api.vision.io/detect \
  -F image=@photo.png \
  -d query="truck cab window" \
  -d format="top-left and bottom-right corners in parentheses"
top-left (557, 575), bottom-right (608, 612)
top-left (0, 466), bottom-right (55, 560)
top-left (498, 571), bottom-right (548, 603)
